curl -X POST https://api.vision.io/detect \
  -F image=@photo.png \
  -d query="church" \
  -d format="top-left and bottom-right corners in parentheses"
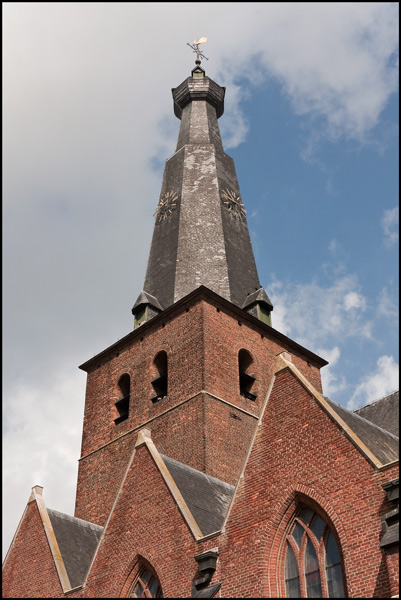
top-left (3, 55), bottom-right (399, 599)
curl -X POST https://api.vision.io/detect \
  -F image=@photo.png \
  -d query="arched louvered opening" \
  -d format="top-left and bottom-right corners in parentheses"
top-left (114, 374), bottom-right (130, 424)
top-left (238, 349), bottom-right (257, 401)
top-left (151, 351), bottom-right (168, 403)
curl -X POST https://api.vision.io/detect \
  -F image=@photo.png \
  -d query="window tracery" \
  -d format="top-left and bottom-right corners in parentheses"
top-left (129, 565), bottom-right (163, 598)
top-left (284, 506), bottom-right (346, 598)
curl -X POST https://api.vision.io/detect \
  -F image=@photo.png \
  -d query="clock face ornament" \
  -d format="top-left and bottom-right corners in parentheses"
top-left (154, 191), bottom-right (179, 223)
top-left (221, 189), bottom-right (246, 220)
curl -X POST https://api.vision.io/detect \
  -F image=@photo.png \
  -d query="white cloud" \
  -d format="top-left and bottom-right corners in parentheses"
top-left (224, 2), bottom-right (399, 145)
top-left (377, 285), bottom-right (399, 320)
top-left (3, 369), bottom-right (85, 558)
top-left (269, 271), bottom-right (398, 408)
top-left (344, 291), bottom-right (367, 311)
top-left (381, 206), bottom-right (399, 247)
top-left (269, 274), bottom-right (372, 350)
top-left (219, 82), bottom-right (250, 149)
top-left (347, 355), bottom-right (399, 410)
top-left (328, 239), bottom-right (339, 254)
top-left (318, 346), bottom-right (348, 398)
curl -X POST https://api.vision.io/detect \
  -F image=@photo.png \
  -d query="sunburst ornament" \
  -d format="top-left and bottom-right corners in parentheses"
top-left (154, 191), bottom-right (179, 223)
top-left (221, 189), bottom-right (246, 220)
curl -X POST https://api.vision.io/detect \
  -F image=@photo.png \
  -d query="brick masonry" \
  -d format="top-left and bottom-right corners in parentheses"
top-left (2, 65), bottom-right (398, 597)
top-left (2, 501), bottom-right (63, 598)
top-left (3, 288), bottom-right (397, 598)
top-left (74, 292), bottom-right (325, 526)
top-left (214, 367), bottom-right (399, 598)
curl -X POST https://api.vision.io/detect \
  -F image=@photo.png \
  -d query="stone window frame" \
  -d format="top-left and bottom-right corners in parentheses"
top-left (120, 556), bottom-right (165, 598)
top-left (128, 564), bottom-right (163, 598)
top-left (283, 504), bottom-right (347, 598)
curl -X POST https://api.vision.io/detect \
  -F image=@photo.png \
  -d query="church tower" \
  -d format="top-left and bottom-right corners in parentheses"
top-left (74, 59), bottom-right (327, 527)
top-left (3, 48), bottom-right (398, 600)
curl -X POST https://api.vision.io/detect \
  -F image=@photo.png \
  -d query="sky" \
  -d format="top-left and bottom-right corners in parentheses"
top-left (3, 2), bottom-right (399, 559)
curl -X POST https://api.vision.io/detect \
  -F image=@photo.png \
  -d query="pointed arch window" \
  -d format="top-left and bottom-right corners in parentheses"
top-left (151, 351), bottom-right (168, 402)
top-left (114, 374), bottom-right (130, 424)
top-left (129, 565), bottom-right (163, 598)
top-left (284, 506), bottom-right (346, 598)
top-left (238, 349), bottom-right (257, 400)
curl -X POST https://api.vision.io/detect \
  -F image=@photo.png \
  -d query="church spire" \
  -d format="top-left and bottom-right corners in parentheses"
top-left (132, 57), bottom-right (273, 328)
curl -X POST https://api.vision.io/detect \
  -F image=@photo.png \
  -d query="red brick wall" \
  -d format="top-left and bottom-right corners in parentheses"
top-left (202, 394), bottom-right (257, 483)
top-left (384, 546), bottom-right (399, 597)
top-left (75, 394), bottom-right (213, 524)
top-left (2, 501), bottom-right (63, 598)
top-left (72, 291), bottom-right (397, 598)
top-left (75, 296), bottom-right (325, 525)
top-left (78, 302), bottom-right (205, 459)
top-left (75, 301), bottom-right (205, 523)
top-left (80, 442), bottom-right (199, 598)
top-left (202, 299), bottom-right (324, 400)
top-left (75, 390), bottom-right (258, 524)
top-left (214, 367), bottom-right (399, 598)
top-left (8, 354), bottom-right (395, 598)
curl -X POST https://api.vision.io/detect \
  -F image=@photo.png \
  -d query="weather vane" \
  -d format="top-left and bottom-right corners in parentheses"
top-left (187, 37), bottom-right (209, 63)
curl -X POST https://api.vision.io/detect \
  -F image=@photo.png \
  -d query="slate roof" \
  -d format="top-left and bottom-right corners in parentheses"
top-left (242, 287), bottom-right (273, 311)
top-left (354, 391), bottom-right (399, 437)
top-left (133, 68), bottom-right (273, 328)
top-left (161, 455), bottom-right (235, 536)
top-left (324, 396), bottom-right (399, 465)
top-left (132, 289), bottom-right (163, 311)
top-left (48, 509), bottom-right (103, 589)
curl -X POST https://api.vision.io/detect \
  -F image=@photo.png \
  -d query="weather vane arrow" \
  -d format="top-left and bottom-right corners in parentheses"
top-left (187, 37), bottom-right (209, 63)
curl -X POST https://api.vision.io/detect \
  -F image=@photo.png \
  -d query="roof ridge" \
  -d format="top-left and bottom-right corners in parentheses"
top-left (325, 396), bottom-right (399, 441)
top-left (160, 454), bottom-right (235, 490)
top-left (47, 508), bottom-right (104, 531)
top-left (353, 389), bottom-right (399, 411)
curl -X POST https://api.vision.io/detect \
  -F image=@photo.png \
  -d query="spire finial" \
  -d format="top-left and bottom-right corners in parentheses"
top-left (187, 37), bottom-right (209, 65)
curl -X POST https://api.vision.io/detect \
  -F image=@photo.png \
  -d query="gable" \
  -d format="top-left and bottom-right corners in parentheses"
top-left (274, 353), bottom-right (398, 468)
top-left (2, 492), bottom-right (64, 598)
top-left (213, 352), bottom-right (399, 598)
top-left (83, 429), bottom-right (203, 597)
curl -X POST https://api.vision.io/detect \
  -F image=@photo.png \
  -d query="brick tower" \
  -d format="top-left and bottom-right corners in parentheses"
top-left (3, 56), bottom-right (398, 599)
top-left (73, 60), bottom-right (326, 527)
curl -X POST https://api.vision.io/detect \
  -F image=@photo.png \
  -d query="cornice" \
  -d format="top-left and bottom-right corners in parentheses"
top-left (79, 286), bottom-right (328, 372)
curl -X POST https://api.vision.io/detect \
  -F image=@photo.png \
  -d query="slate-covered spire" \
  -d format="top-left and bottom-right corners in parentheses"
top-left (132, 62), bottom-right (273, 327)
